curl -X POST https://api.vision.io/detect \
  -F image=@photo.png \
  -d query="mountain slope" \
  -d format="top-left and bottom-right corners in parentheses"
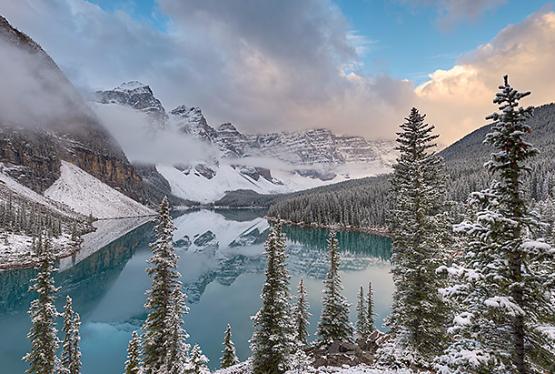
top-left (0, 16), bottom-right (149, 204)
top-left (44, 161), bottom-right (154, 219)
top-left (0, 164), bottom-right (90, 267)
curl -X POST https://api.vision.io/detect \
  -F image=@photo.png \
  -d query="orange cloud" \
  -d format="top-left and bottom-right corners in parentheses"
top-left (415, 10), bottom-right (555, 144)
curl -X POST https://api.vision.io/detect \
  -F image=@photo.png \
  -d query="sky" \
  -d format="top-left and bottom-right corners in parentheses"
top-left (1, 0), bottom-right (554, 144)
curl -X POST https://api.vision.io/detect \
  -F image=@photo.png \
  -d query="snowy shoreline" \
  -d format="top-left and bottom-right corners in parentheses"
top-left (0, 215), bottom-right (153, 272)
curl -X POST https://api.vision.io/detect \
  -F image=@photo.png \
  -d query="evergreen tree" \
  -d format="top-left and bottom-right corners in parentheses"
top-left (437, 76), bottom-right (555, 374)
top-left (220, 323), bottom-right (239, 369)
top-left (142, 197), bottom-right (184, 374)
top-left (250, 222), bottom-right (296, 374)
top-left (164, 287), bottom-right (190, 374)
top-left (366, 282), bottom-right (375, 334)
top-left (379, 107), bottom-right (449, 367)
top-left (124, 331), bottom-right (142, 374)
top-left (292, 279), bottom-right (310, 346)
top-left (356, 286), bottom-right (367, 339)
top-left (317, 231), bottom-right (353, 344)
top-left (60, 296), bottom-right (81, 374)
top-left (185, 345), bottom-right (209, 374)
top-left (23, 236), bottom-right (59, 374)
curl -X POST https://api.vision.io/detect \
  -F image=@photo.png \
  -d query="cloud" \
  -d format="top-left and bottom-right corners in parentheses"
top-left (0, 37), bottom-right (90, 128)
top-left (0, 0), bottom-right (411, 141)
top-left (400, 0), bottom-right (507, 29)
top-left (415, 10), bottom-right (555, 141)
top-left (91, 103), bottom-right (218, 164)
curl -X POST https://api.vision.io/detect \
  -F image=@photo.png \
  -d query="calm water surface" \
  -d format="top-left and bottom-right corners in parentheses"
top-left (0, 209), bottom-right (392, 373)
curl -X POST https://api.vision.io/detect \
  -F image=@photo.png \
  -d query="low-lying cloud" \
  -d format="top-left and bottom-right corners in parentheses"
top-left (0, 38), bottom-right (90, 128)
top-left (92, 103), bottom-right (219, 165)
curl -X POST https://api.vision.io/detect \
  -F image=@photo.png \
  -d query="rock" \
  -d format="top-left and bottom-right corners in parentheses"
top-left (174, 236), bottom-right (191, 249)
top-left (193, 230), bottom-right (217, 247)
top-left (194, 164), bottom-right (216, 179)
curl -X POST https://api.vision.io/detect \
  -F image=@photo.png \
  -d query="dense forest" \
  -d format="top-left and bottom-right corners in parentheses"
top-left (268, 103), bottom-right (555, 229)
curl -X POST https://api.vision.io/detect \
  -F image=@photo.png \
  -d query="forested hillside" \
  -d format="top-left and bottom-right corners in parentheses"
top-left (268, 103), bottom-right (555, 228)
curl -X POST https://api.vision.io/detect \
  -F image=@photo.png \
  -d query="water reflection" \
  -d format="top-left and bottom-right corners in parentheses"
top-left (0, 209), bottom-right (392, 373)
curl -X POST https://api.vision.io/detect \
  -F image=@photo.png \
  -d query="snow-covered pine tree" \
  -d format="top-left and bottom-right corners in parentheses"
top-left (142, 196), bottom-right (183, 374)
top-left (61, 296), bottom-right (74, 374)
top-left (379, 107), bottom-right (450, 367)
top-left (220, 323), bottom-right (239, 369)
top-left (124, 331), bottom-right (142, 374)
top-left (250, 222), bottom-right (296, 374)
top-left (317, 231), bottom-right (353, 344)
top-left (366, 282), bottom-right (375, 334)
top-left (292, 279), bottom-right (310, 346)
top-left (356, 286), bottom-right (367, 339)
top-left (185, 344), bottom-right (209, 374)
top-left (69, 314), bottom-right (81, 374)
top-left (164, 286), bottom-right (190, 374)
top-left (436, 76), bottom-right (555, 374)
top-left (60, 296), bottom-right (81, 374)
top-left (23, 235), bottom-right (59, 374)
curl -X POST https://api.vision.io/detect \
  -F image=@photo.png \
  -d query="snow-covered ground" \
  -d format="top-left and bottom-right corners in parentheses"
top-left (0, 231), bottom-right (74, 269)
top-left (45, 161), bottom-right (155, 219)
top-left (157, 164), bottom-right (284, 203)
top-left (215, 362), bottom-right (413, 374)
top-left (157, 161), bottom-right (392, 204)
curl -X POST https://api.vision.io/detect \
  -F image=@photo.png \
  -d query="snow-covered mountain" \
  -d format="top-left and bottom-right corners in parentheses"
top-left (96, 82), bottom-right (398, 203)
top-left (96, 81), bottom-right (168, 124)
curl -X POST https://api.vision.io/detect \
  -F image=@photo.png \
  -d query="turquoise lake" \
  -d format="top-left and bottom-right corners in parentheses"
top-left (0, 209), bottom-right (393, 373)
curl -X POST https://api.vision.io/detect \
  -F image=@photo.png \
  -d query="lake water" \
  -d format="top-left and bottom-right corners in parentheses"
top-left (0, 209), bottom-right (393, 373)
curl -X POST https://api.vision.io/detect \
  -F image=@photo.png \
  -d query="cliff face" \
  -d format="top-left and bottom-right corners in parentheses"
top-left (0, 15), bottom-right (148, 204)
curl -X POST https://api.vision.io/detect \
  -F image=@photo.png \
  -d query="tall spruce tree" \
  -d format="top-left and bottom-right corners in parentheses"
top-left (142, 197), bottom-right (185, 374)
top-left (250, 222), bottom-right (296, 374)
top-left (317, 231), bottom-right (353, 344)
top-left (366, 282), bottom-right (375, 334)
top-left (220, 324), bottom-right (239, 369)
top-left (356, 286), bottom-right (368, 339)
top-left (164, 287), bottom-right (190, 374)
top-left (292, 279), bottom-right (310, 346)
top-left (436, 76), bottom-right (555, 374)
top-left (124, 331), bottom-right (142, 374)
top-left (61, 296), bottom-right (81, 374)
top-left (23, 236), bottom-right (59, 374)
top-left (380, 107), bottom-right (449, 367)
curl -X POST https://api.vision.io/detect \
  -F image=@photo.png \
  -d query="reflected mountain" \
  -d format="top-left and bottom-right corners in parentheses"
top-left (0, 210), bottom-right (391, 312)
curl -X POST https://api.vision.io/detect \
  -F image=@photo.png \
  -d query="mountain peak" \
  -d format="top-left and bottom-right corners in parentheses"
top-left (170, 105), bottom-right (199, 116)
top-left (96, 81), bottom-right (167, 123)
top-left (218, 122), bottom-right (238, 132)
top-left (114, 81), bottom-right (151, 94)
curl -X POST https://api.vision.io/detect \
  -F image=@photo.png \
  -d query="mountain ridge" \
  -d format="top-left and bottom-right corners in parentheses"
top-left (268, 103), bottom-right (555, 228)
top-left (95, 81), bottom-right (398, 203)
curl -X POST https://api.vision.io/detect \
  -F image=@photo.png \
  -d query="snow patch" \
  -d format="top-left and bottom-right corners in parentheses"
top-left (44, 161), bottom-right (154, 219)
